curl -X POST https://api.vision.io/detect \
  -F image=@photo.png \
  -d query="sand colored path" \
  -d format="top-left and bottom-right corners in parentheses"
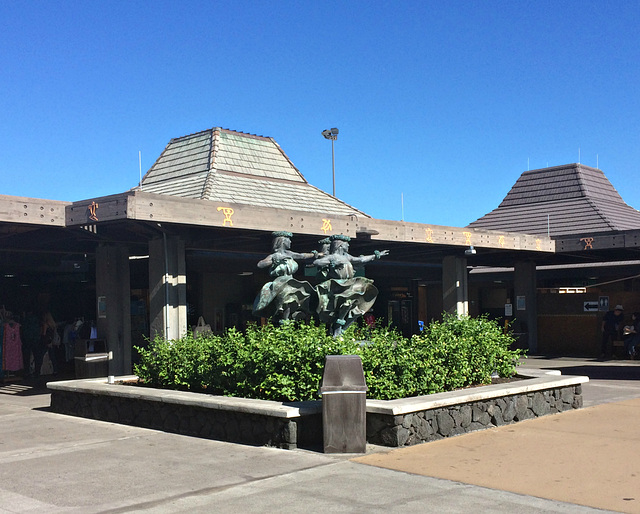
top-left (355, 398), bottom-right (640, 513)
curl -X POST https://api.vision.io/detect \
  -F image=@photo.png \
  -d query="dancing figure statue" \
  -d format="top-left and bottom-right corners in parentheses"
top-left (314, 237), bottom-right (332, 280)
top-left (313, 234), bottom-right (389, 336)
top-left (252, 231), bottom-right (316, 323)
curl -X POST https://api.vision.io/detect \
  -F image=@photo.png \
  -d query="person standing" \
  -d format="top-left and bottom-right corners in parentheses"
top-left (601, 305), bottom-right (624, 359)
top-left (623, 312), bottom-right (640, 359)
top-left (21, 311), bottom-right (41, 378)
top-left (40, 309), bottom-right (59, 375)
top-left (30, 291), bottom-right (60, 379)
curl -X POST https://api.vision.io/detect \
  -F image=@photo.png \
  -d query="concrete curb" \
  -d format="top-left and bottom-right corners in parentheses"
top-left (366, 368), bottom-right (587, 415)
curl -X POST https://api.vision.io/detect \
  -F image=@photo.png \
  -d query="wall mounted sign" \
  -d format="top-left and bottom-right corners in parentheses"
top-left (97, 296), bottom-right (107, 318)
top-left (505, 303), bottom-right (513, 317)
top-left (599, 296), bottom-right (609, 311)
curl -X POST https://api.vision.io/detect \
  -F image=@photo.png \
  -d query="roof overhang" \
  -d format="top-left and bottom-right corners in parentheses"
top-left (64, 190), bottom-right (554, 258)
top-left (9, 191), bottom-right (640, 272)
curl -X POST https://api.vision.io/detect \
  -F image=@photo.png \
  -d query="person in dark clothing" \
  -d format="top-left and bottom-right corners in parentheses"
top-left (601, 305), bottom-right (624, 358)
top-left (21, 311), bottom-right (40, 378)
top-left (623, 312), bottom-right (640, 359)
top-left (39, 309), bottom-right (58, 375)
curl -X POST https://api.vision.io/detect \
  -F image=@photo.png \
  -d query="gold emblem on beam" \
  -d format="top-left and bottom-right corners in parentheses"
top-left (88, 201), bottom-right (99, 221)
top-left (425, 228), bottom-right (433, 243)
top-left (580, 237), bottom-right (594, 250)
top-left (217, 206), bottom-right (234, 226)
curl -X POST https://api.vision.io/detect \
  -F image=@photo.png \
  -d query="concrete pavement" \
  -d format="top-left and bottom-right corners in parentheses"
top-left (0, 357), bottom-right (638, 513)
top-left (356, 397), bottom-right (640, 513)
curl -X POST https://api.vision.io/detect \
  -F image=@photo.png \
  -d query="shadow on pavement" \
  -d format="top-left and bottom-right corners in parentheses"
top-left (542, 364), bottom-right (640, 381)
top-left (0, 381), bottom-right (51, 396)
top-left (0, 371), bottom-right (76, 397)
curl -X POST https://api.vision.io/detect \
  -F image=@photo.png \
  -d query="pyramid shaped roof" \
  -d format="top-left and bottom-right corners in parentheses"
top-left (138, 127), bottom-right (369, 217)
top-left (468, 164), bottom-right (640, 237)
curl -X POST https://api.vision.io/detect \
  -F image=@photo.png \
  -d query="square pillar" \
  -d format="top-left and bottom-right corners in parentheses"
top-left (149, 235), bottom-right (187, 340)
top-left (514, 260), bottom-right (538, 353)
top-left (96, 244), bottom-right (131, 375)
top-left (442, 256), bottom-right (468, 317)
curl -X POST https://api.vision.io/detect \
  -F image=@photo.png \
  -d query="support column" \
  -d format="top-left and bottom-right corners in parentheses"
top-left (96, 244), bottom-right (131, 375)
top-left (149, 235), bottom-right (187, 340)
top-left (514, 260), bottom-right (538, 353)
top-left (442, 256), bottom-right (468, 316)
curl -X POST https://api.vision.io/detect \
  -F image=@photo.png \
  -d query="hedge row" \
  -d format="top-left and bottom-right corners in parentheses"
top-left (134, 314), bottom-right (524, 401)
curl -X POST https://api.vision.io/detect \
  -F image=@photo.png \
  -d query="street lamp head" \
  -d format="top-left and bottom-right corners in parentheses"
top-left (322, 128), bottom-right (338, 140)
top-left (321, 127), bottom-right (338, 196)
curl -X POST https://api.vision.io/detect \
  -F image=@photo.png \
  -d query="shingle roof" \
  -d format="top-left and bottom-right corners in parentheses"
top-left (467, 164), bottom-right (640, 237)
top-left (138, 128), bottom-right (369, 217)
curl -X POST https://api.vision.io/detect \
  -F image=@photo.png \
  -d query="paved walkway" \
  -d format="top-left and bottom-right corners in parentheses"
top-left (356, 397), bottom-right (640, 513)
top-left (0, 356), bottom-right (638, 513)
top-left (355, 356), bottom-right (640, 513)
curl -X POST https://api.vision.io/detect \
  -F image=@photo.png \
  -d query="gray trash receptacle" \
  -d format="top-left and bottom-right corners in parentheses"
top-left (74, 339), bottom-right (110, 378)
top-left (320, 355), bottom-right (368, 453)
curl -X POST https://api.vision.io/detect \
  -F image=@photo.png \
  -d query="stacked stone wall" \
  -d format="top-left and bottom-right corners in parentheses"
top-left (49, 380), bottom-right (584, 450)
top-left (366, 384), bottom-right (583, 447)
top-left (50, 390), bottom-right (321, 449)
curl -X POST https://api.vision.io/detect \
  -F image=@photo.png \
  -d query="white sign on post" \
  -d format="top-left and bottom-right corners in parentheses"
top-left (505, 303), bottom-right (513, 317)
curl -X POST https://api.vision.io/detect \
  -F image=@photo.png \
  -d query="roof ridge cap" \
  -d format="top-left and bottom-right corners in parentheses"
top-left (201, 129), bottom-right (219, 199)
top-left (579, 164), bottom-right (630, 207)
top-left (221, 128), bottom-right (270, 140)
top-left (169, 127), bottom-right (215, 143)
top-left (304, 182), bottom-right (371, 218)
top-left (574, 164), bottom-right (590, 198)
top-left (139, 137), bottom-right (178, 188)
top-left (268, 137), bottom-right (308, 184)
top-left (583, 194), bottom-right (617, 231)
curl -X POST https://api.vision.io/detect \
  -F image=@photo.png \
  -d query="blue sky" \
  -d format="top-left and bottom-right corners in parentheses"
top-left (1, 1), bottom-right (638, 228)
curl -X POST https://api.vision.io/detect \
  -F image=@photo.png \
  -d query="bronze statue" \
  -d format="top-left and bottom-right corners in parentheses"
top-left (252, 231), bottom-right (316, 323)
top-left (254, 232), bottom-right (388, 335)
top-left (314, 237), bottom-right (332, 280)
top-left (313, 234), bottom-right (389, 336)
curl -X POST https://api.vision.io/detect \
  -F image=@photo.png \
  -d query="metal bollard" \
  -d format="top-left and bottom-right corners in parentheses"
top-left (319, 355), bottom-right (368, 453)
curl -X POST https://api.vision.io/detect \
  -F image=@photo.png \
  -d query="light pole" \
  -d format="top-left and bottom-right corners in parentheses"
top-left (322, 128), bottom-right (339, 196)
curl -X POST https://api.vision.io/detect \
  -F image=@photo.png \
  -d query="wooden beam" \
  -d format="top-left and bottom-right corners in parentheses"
top-left (354, 218), bottom-right (554, 253)
top-left (0, 194), bottom-right (68, 226)
top-left (127, 191), bottom-right (554, 253)
top-left (556, 232), bottom-right (640, 252)
top-left (66, 193), bottom-right (130, 226)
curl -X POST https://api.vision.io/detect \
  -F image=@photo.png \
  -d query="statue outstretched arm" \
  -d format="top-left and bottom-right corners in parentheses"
top-left (289, 250), bottom-right (318, 261)
top-left (349, 249), bottom-right (389, 265)
top-left (313, 254), bottom-right (332, 268)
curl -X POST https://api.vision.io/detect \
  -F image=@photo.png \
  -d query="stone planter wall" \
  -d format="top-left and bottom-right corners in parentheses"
top-left (366, 384), bottom-right (583, 447)
top-left (48, 379), bottom-right (322, 450)
top-left (48, 371), bottom-right (587, 450)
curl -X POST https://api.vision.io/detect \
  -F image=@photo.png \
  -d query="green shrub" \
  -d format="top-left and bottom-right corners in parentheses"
top-left (415, 313), bottom-right (523, 392)
top-left (133, 331), bottom-right (217, 391)
top-left (134, 315), bottom-right (524, 401)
